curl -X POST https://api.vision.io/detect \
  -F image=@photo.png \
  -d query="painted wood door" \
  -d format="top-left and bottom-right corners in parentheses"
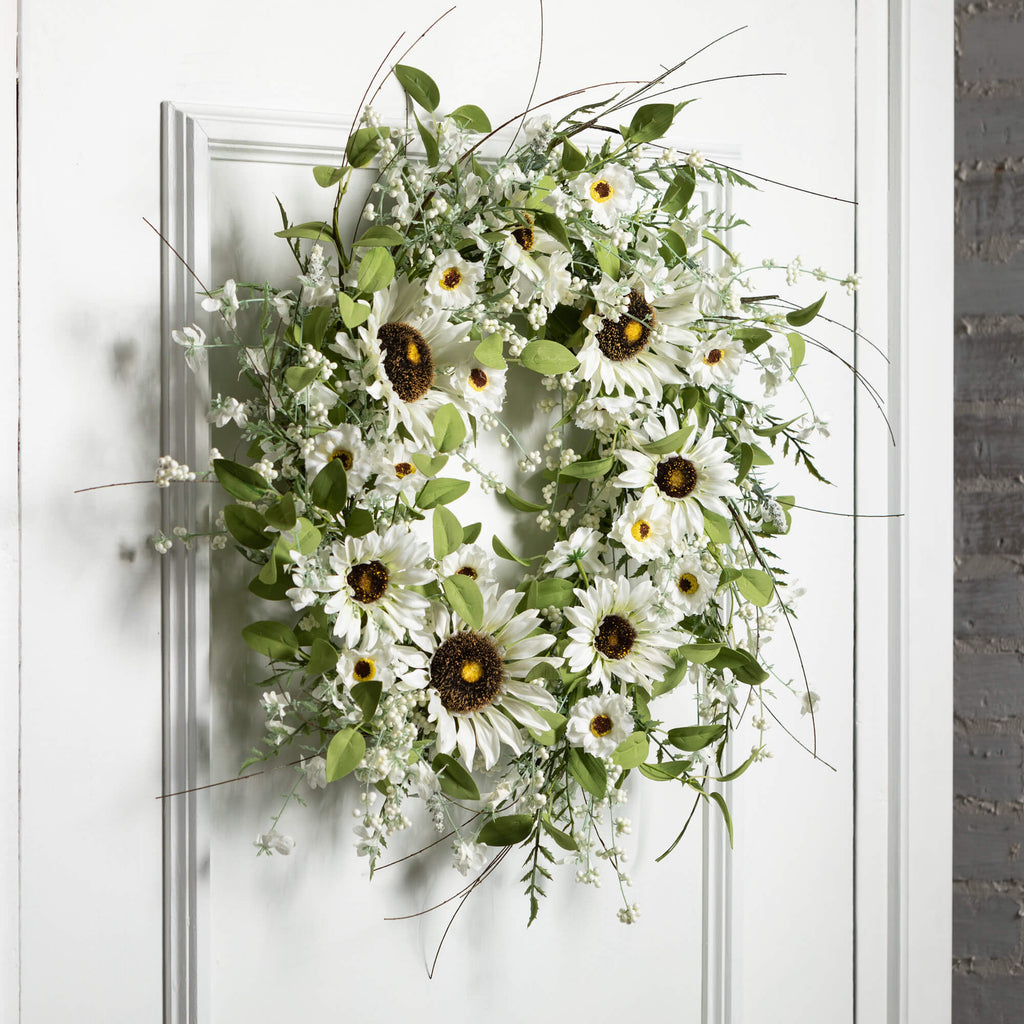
top-left (11, 1), bottom-right (951, 1021)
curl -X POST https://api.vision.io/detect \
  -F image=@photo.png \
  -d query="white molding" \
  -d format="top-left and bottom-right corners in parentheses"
top-left (854, 2), bottom-right (953, 1022)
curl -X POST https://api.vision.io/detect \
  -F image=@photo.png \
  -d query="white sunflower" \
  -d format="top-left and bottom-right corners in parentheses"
top-left (403, 590), bottom-right (562, 770)
top-left (616, 428), bottom-right (740, 538)
top-left (564, 576), bottom-right (685, 693)
top-left (439, 544), bottom-right (499, 594)
top-left (566, 692), bottom-right (634, 758)
top-left (358, 276), bottom-right (473, 444)
top-left (323, 526), bottom-right (433, 647)
top-left (610, 492), bottom-right (674, 563)
top-left (572, 163), bottom-right (638, 227)
top-left (304, 424), bottom-right (371, 491)
top-left (576, 274), bottom-right (699, 401)
top-left (656, 554), bottom-right (720, 619)
top-left (425, 249), bottom-right (485, 309)
top-left (688, 329), bottom-right (745, 387)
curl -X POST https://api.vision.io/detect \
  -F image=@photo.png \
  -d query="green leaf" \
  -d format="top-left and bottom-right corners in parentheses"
top-left (525, 707), bottom-right (567, 746)
top-left (443, 573), bottom-right (484, 630)
top-left (714, 749), bottom-right (759, 784)
top-left (432, 753), bottom-right (482, 801)
top-left (344, 507), bottom-right (374, 538)
top-left (224, 505), bottom-right (273, 549)
top-left (567, 747), bottom-right (607, 799)
top-left (476, 813), bottom-right (534, 846)
top-left (541, 816), bottom-right (578, 851)
top-left (500, 487), bottom-right (545, 513)
top-left (662, 168), bottom-right (696, 215)
top-left (433, 403), bottom-right (467, 453)
top-left (351, 679), bottom-right (383, 723)
top-left (559, 457), bottom-right (613, 480)
top-left (612, 732), bottom-right (650, 769)
top-left (560, 137), bottom-right (587, 171)
top-left (702, 506), bottom-right (732, 544)
top-left (313, 165), bottom-right (345, 187)
top-left (410, 453), bottom-right (448, 477)
top-left (242, 620), bottom-right (298, 661)
top-left (735, 443), bottom-right (754, 484)
top-left (257, 556), bottom-right (278, 585)
top-left (416, 477), bottom-right (470, 510)
top-left (305, 637), bottom-right (338, 677)
top-left (213, 459), bottom-right (269, 502)
top-left (432, 506), bottom-right (463, 559)
top-left (736, 568), bottom-right (775, 607)
top-left (667, 723), bottom-right (727, 752)
top-left (414, 111), bottom-right (440, 167)
top-left (677, 642), bottom-right (723, 664)
top-left (786, 293), bottom-right (826, 327)
top-left (356, 247), bottom-right (395, 294)
top-left (531, 210), bottom-right (572, 253)
top-left (734, 327), bottom-right (772, 352)
top-left (642, 424), bottom-right (694, 456)
top-left (709, 647), bottom-right (769, 686)
top-left (448, 104), bottom-right (491, 132)
top-left (787, 332), bottom-right (806, 373)
top-left (520, 339), bottom-right (579, 375)
top-left (710, 790), bottom-right (734, 847)
top-left (310, 459), bottom-right (348, 515)
top-left (473, 332), bottom-right (506, 369)
top-left (660, 228), bottom-right (688, 262)
top-left (462, 522), bottom-right (481, 544)
top-left (337, 292), bottom-right (371, 329)
top-left (264, 493), bottom-right (297, 532)
top-left (638, 759), bottom-right (691, 781)
top-left (625, 102), bottom-right (676, 143)
top-left (301, 306), bottom-right (332, 349)
top-left (353, 225), bottom-right (406, 247)
top-left (652, 653), bottom-right (689, 697)
top-left (492, 535), bottom-right (530, 566)
top-left (395, 64), bottom-right (440, 111)
top-left (595, 240), bottom-right (620, 281)
top-left (345, 127), bottom-right (381, 168)
top-left (274, 221), bottom-right (334, 242)
top-left (525, 577), bottom-right (575, 610)
top-left (279, 517), bottom-right (321, 558)
top-left (701, 229), bottom-right (737, 262)
top-left (325, 728), bottom-right (366, 782)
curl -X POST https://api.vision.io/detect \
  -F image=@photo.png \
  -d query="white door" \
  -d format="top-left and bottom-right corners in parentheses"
top-left (10, 1), bottom-right (951, 1021)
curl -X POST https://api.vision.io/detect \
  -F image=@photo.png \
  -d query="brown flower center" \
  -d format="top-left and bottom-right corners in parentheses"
top-left (590, 714), bottom-right (613, 738)
top-left (456, 565), bottom-right (478, 580)
top-left (353, 658), bottom-right (376, 681)
top-left (594, 614), bottom-right (637, 661)
top-left (440, 267), bottom-right (463, 291)
top-left (596, 290), bottom-right (656, 362)
top-left (330, 448), bottom-right (353, 470)
top-left (512, 224), bottom-right (535, 251)
top-left (394, 461), bottom-right (416, 479)
top-left (590, 179), bottom-right (613, 202)
top-left (630, 519), bottom-right (652, 541)
top-left (378, 322), bottom-right (435, 402)
top-left (346, 560), bottom-right (389, 604)
top-left (703, 348), bottom-right (724, 365)
top-left (430, 631), bottom-right (505, 714)
top-left (678, 572), bottom-right (699, 595)
top-left (468, 367), bottom-right (489, 391)
top-left (655, 456), bottom-right (698, 499)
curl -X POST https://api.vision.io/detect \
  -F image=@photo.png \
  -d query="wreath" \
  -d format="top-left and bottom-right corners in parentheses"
top-left (157, 43), bottom-right (855, 926)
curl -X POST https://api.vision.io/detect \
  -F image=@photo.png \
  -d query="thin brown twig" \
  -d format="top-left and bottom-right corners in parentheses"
top-left (74, 479), bottom-right (152, 494)
top-left (155, 757), bottom-right (306, 800)
top-left (142, 216), bottom-right (212, 298)
top-left (504, 0), bottom-right (545, 158)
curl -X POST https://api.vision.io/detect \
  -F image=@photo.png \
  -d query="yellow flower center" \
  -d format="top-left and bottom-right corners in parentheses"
top-left (469, 367), bottom-right (489, 391)
top-left (394, 461), bottom-right (416, 479)
top-left (630, 519), bottom-right (652, 541)
top-left (623, 320), bottom-right (644, 343)
top-left (329, 448), bottom-right (353, 470)
top-left (590, 179), bottom-right (613, 203)
top-left (678, 572), bottom-right (699, 595)
top-left (353, 658), bottom-right (376, 681)
top-left (440, 267), bottom-right (463, 291)
top-left (460, 660), bottom-right (483, 683)
top-left (590, 713), bottom-right (613, 738)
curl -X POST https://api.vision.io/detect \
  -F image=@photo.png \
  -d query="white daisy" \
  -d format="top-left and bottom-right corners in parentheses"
top-left (439, 544), bottom-right (498, 594)
top-left (403, 590), bottom-right (562, 770)
top-left (542, 526), bottom-right (605, 580)
top-left (567, 692), bottom-right (634, 758)
top-left (335, 644), bottom-right (396, 694)
top-left (358, 276), bottom-right (473, 444)
top-left (657, 553), bottom-right (720, 618)
top-left (616, 429), bottom-right (740, 538)
top-left (688, 329), bottom-right (745, 387)
top-left (323, 526), bottom-right (433, 647)
top-left (425, 249), bottom-right (485, 309)
top-left (576, 275), bottom-right (699, 401)
top-left (610, 492), bottom-right (673, 563)
top-left (573, 163), bottom-right (638, 227)
top-left (450, 359), bottom-right (507, 415)
top-left (372, 440), bottom-right (426, 501)
top-left (564, 576), bottom-right (684, 693)
top-left (304, 424), bottom-right (371, 491)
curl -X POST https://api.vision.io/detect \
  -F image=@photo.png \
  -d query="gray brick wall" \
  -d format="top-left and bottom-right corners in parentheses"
top-left (955, 2), bottom-right (1024, 1020)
